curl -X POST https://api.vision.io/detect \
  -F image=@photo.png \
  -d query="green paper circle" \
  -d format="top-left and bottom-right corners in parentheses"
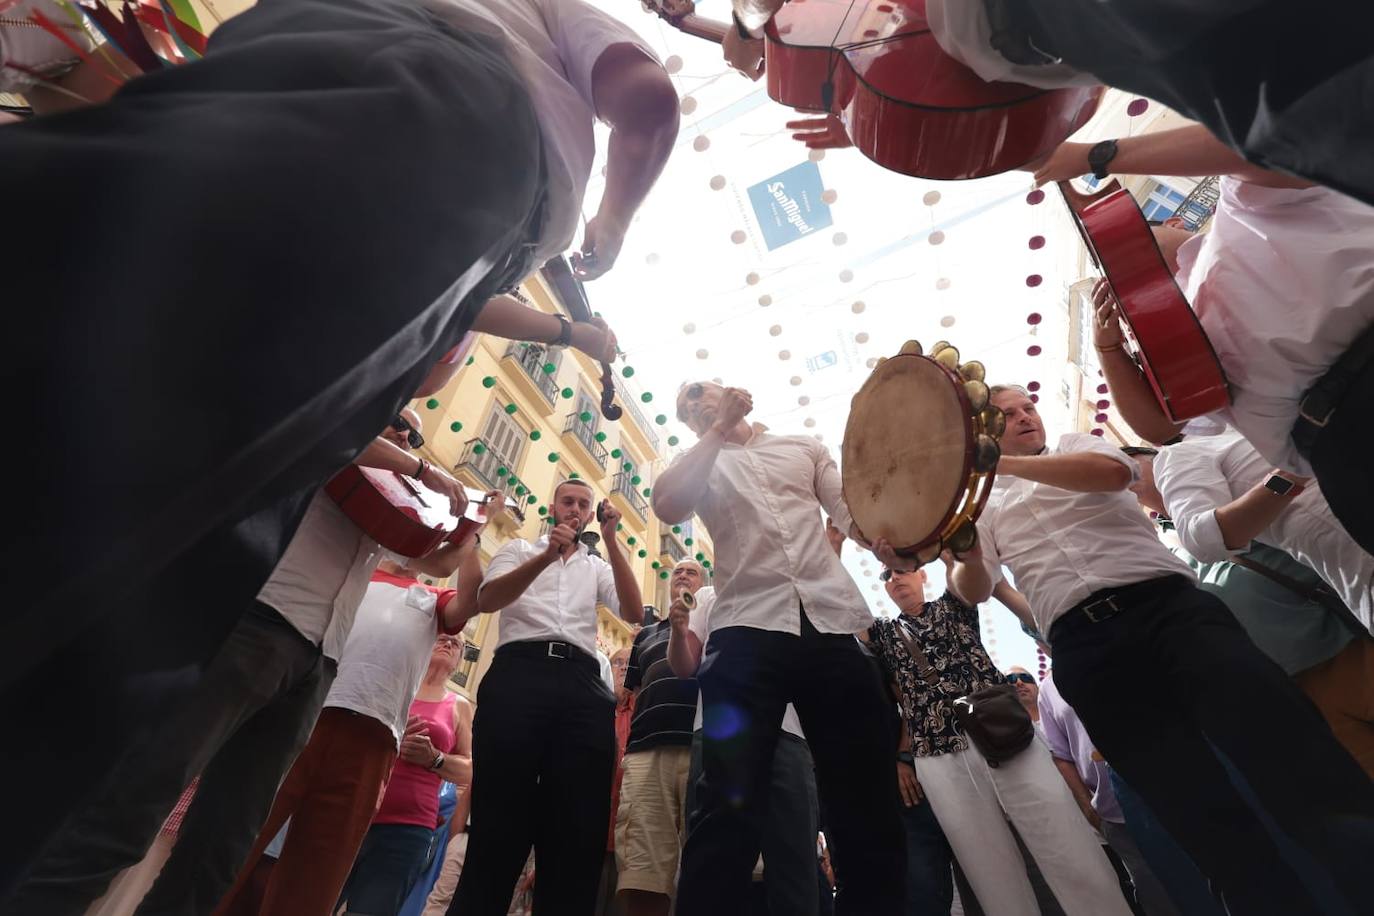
top-left (695, 552), bottom-right (705, 561)
top-left (594, 431), bottom-right (607, 442)
top-left (642, 488), bottom-right (652, 497)
top-left (622, 366), bottom-right (635, 378)
top-left (684, 537), bottom-right (694, 546)
top-left (672, 525), bottom-right (681, 534)
top-left (473, 443), bottom-right (486, 455)
top-left (569, 472), bottom-right (580, 479)
top-left (631, 475), bottom-right (641, 486)
top-left (579, 411), bottom-right (593, 423)
top-left (482, 376), bottom-right (496, 388)
top-left (465, 356), bottom-right (474, 366)
top-left (652, 561), bottom-right (661, 570)
top-left (527, 494), bottom-right (537, 504)
top-left (627, 536), bottom-right (637, 545)
top-left (641, 392), bottom-right (653, 403)
top-left (505, 403), bottom-right (517, 415)
top-left (655, 414), bottom-right (667, 425)
top-left (638, 549), bottom-right (647, 558)
top-left (617, 523), bottom-right (624, 532)
top-left (668, 436), bottom-right (680, 447)
top-left (515, 486), bottom-right (525, 496)
top-left (538, 506), bottom-right (547, 515)
top-left (547, 452), bottom-right (559, 462)
top-left (426, 398), bottom-right (440, 409)
top-left (542, 362), bottom-right (556, 374)
top-left (702, 559), bottom-right (712, 568)
top-left (659, 571), bottom-right (669, 580)
top-left (623, 462), bottom-right (633, 472)
top-left (450, 421), bottom-right (462, 432)
top-left (561, 388), bottom-right (574, 399)
top-left (529, 430), bottom-right (541, 441)
top-left (611, 448), bottom-right (622, 459)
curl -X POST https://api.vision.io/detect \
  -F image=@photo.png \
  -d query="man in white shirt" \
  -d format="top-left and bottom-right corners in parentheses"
top-left (653, 382), bottom-right (904, 915)
top-left (942, 385), bottom-right (1374, 915)
top-left (452, 478), bottom-right (644, 914)
top-left (724, 0), bottom-right (1370, 203)
top-left (667, 574), bottom-right (821, 916)
top-left (1037, 124), bottom-right (1374, 557)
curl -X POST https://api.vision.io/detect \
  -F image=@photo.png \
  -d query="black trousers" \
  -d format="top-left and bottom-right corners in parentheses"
top-left (0, 0), bottom-right (541, 894)
top-left (1299, 349), bottom-right (1374, 558)
top-left (5, 604), bottom-right (334, 916)
top-left (999, 0), bottom-right (1374, 204)
top-left (451, 644), bottom-right (616, 916)
top-left (1050, 576), bottom-right (1374, 916)
top-left (677, 611), bottom-right (906, 916)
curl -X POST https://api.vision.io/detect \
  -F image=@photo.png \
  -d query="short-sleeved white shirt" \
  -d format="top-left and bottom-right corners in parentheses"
top-left (423, 0), bottom-right (660, 265)
top-left (481, 536), bottom-right (620, 658)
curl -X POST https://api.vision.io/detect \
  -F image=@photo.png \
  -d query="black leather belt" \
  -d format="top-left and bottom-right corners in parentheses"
top-left (1292, 320), bottom-right (1374, 458)
top-left (496, 639), bottom-right (598, 673)
top-left (1048, 575), bottom-right (1190, 644)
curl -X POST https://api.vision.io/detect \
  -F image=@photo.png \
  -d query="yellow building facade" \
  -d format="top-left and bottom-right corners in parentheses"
top-left (405, 269), bottom-right (714, 699)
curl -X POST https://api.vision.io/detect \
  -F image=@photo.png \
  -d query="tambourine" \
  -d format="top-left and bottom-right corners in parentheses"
top-left (841, 339), bottom-right (1005, 563)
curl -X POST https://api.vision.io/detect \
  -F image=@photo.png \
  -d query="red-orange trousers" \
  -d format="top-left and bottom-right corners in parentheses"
top-left (215, 707), bottom-right (396, 916)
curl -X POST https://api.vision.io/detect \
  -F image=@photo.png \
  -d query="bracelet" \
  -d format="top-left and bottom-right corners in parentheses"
top-left (413, 457), bottom-right (428, 480)
top-left (896, 750), bottom-right (915, 764)
top-left (431, 751), bottom-right (444, 771)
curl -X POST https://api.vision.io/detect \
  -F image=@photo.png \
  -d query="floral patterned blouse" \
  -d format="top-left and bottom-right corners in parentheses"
top-left (867, 591), bottom-right (1005, 758)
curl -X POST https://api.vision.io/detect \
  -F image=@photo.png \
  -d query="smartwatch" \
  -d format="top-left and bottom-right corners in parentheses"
top-left (1263, 474), bottom-right (1301, 497)
top-left (1088, 139), bottom-right (1119, 181)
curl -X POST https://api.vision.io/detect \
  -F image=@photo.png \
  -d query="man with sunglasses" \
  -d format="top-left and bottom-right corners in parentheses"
top-left (934, 383), bottom-right (1374, 915)
top-left (654, 380), bottom-right (904, 916)
top-left (865, 566), bottom-right (1128, 916)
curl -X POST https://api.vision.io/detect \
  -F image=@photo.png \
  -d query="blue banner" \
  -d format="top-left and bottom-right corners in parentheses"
top-left (747, 161), bottom-right (832, 251)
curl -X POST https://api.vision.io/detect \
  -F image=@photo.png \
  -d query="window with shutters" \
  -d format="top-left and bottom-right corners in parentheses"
top-left (482, 405), bottom-right (527, 468)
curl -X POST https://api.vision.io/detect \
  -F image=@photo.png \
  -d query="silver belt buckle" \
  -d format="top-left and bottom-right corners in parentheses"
top-left (1081, 595), bottom-right (1120, 623)
top-left (547, 641), bottom-right (570, 659)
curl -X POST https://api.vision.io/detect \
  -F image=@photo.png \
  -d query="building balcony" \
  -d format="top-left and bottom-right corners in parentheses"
top-left (561, 413), bottom-right (609, 471)
top-left (502, 342), bottom-right (560, 414)
top-left (614, 379), bottom-right (661, 453)
top-left (659, 532), bottom-right (687, 564)
top-left (453, 437), bottom-right (526, 525)
top-left (611, 472), bottom-right (649, 521)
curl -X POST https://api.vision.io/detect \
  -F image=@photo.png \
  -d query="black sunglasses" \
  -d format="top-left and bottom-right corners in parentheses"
top-left (390, 414), bottom-right (424, 450)
top-left (1006, 672), bottom-right (1036, 685)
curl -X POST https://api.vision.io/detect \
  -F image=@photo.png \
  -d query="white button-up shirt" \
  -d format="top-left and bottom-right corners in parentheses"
top-left (977, 434), bottom-right (1194, 635)
top-left (689, 587), bottom-right (806, 738)
top-left (1154, 430), bottom-right (1373, 632)
top-left (677, 425), bottom-right (872, 636)
top-left (257, 492), bottom-right (389, 662)
top-left (482, 536), bottom-right (620, 658)
top-left (423, 0), bottom-right (658, 266)
top-left (1176, 178), bottom-right (1374, 475)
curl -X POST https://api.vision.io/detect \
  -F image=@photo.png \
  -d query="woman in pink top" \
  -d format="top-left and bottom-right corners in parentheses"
top-left (337, 636), bottom-right (473, 916)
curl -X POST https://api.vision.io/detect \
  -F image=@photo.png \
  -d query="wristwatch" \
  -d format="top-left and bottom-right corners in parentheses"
top-left (430, 751), bottom-right (445, 771)
top-left (1263, 473), bottom-right (1303, 497)
top-left (552, 315), bottom-right (573, 348)
top-left (1088, 139), bottom-right (1119, 181)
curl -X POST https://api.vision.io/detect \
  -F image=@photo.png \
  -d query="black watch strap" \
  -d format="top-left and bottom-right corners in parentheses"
top-left (553, 315), bottom-right (573, 347)
top-left (1088, 139), bottom-right (1119, 181)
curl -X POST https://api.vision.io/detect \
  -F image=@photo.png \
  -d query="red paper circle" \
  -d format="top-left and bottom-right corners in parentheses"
top-left (1028, 235), bottom-right (1045, 250)
top-left (1027, 345), bottom-right (1042, 356)
top-left (1127, 98), bottom-right (1150, 117)
top-left (1091, 428), bottom-right (1105, 436)
top-left (1026, 274), bottom-right (1043, 288)
top-left (1027, 312), bottom-right (1042, 325)
top-left (1026, 189), bottom-right (1045, 205)
top-left (1094, 412), bottom-right (1108, 423)
top-left (1096, 399), bottom-right (1110, 410)
top-left (1029, 393), bottom-right (1040, 403)
top-left (1096, 383), bottom-right (1109, 394)
top-left (1027, 381), bottom-right (1041, 392)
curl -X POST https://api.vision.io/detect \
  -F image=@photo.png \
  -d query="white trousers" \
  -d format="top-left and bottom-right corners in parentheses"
top-left (914, 743), bottom-right (1132, 916)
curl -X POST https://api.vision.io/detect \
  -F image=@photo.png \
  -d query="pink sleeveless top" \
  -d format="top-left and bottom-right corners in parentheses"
top-left (374, 691), bottom-right (460, 828)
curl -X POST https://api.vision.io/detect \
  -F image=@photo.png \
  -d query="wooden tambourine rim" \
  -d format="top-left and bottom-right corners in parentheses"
top-left (843, 352), bottom-right (980, 557)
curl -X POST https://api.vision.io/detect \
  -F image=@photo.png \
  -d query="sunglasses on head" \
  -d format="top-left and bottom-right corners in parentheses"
top-left (1006, 672), bottom-right (1036, 685)
top-left (390, 414), bottom-right (424, 449)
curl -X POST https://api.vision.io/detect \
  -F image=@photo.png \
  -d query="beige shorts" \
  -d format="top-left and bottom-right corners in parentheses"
top-left (613, 744), bottom-right (693, 896)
